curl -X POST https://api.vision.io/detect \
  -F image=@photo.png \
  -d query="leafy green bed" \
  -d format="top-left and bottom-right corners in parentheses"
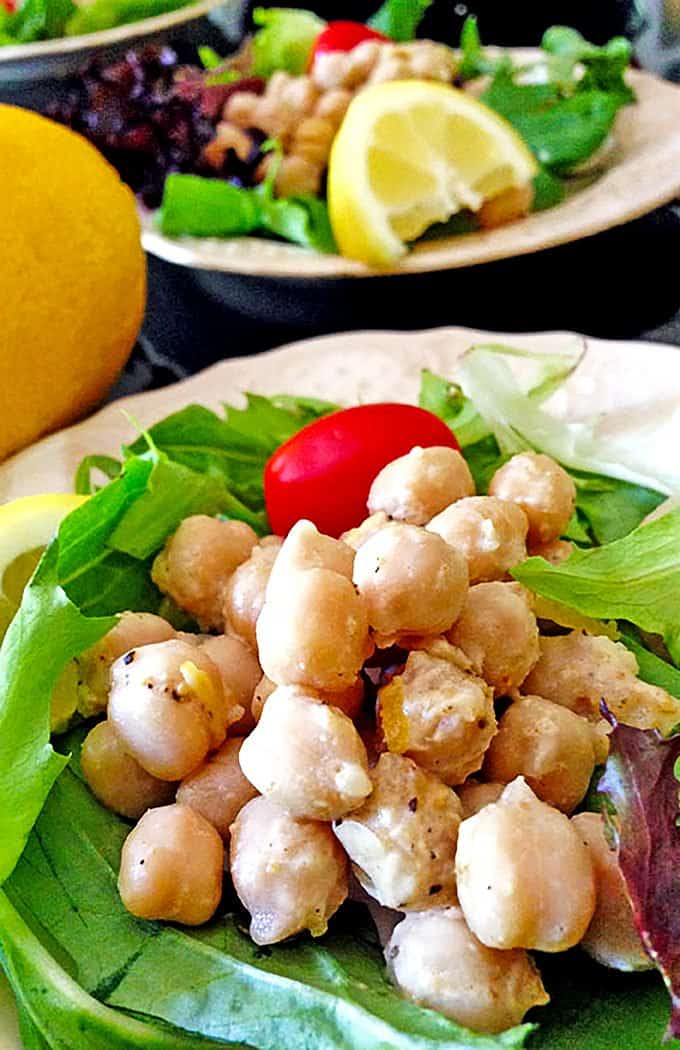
top-left (1, 348), bottom-right (680, 1048)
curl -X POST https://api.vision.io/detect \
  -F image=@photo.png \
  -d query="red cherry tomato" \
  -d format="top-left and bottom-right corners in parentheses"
top-left (264, 403), bottom-right (461, 538)
top-left (310, 20), bottom-right (389, 65)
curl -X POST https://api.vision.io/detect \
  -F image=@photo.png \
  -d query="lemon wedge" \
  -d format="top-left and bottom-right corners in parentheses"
top-left (328, 79), bottom-right (538, 266)
top-left (0, 493), bottom-right (88, 640)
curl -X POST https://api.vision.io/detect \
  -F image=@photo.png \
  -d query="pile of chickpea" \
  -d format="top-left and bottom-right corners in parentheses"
top-left (78, 445), bottom-right (680, 1035)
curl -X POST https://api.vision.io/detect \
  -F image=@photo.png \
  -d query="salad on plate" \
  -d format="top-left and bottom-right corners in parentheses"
top-left (2, 341), bottom-right (680, 1048)
top-left (50, 0), bottom-right (638, 264)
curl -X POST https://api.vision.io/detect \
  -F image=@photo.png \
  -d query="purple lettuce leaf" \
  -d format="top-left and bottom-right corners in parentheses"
top-left (599, 719), bottom-right (680, 1040)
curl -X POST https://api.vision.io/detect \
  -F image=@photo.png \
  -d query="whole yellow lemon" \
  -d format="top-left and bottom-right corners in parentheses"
top-left (0, 104), bottom-right (146, 460)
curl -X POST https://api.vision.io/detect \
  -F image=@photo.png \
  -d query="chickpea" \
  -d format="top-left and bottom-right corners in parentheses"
top-left (457, 780), bottom-right (505, 819)
top-left (230, 796), bottom-right (348, 945)
top-left (477, 183), bottom-right (534, 230)
top-left (572, 812), bottom-right (652, 971)
top-left (239, 686), bottom-right (371, 820)
top-left (256, 567), bottom-right (371, 692)
top-left (152, 515), bottom-right (258, 630)
top-left (176, 737), bottom-right (257, 839)
top-left (448, 582), bottom-right (539, 695)
top-left (427, 496), bottom-right (528, 583)
top-left (367, 446), bottom-right (475, 526)
top-left (222, 538), bottom-right (281, 649)
top-left (200, 633), bottom-right (261, 734)
top-left (386, 908), bottom-right (549, 1034)
top-left (456, 777), bottom-right (596, 952)
top-left (333, 752), bottom-right (462, 911)
top-left (378, 646), bottom-right (496, 785)
top-left (352, 523), bottom-right (468, 643)
top-left (109, 639), bottom-right (234, 780)
top-left (528, 537), bottom-right (574, 565)
top-left (484, 695), bottom-right (596, 813)
top-left (118, 804), bottom-right (224, 925)
top-left (489, 452), bottom-right (576, 545)
top-left (76, 612), bottom-right (176, 717)
top-left (81, 720), bottom-right (175, 819)
top-left (523, 631), bottom-right (680, 734)
top-left (341, 511), bottom-right (390, 552)
top-left (252, 675), bottom-right (364, 723)
top-left (266, 519), bottom-right (354, 598)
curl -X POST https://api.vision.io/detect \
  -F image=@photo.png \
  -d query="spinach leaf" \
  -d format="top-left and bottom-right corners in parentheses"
top-left (514, 506), bottom-right (680, 665)
top-left (541, 26), bottom-right (634, 105)
top-left (158, 174), bottom-right (337, 253)
top-left (481, 77), bottom-right (620, 173)
top-left (2, 744), bottom-right (530, 1049)
top-left (368, 0), bottom-right (433, 42)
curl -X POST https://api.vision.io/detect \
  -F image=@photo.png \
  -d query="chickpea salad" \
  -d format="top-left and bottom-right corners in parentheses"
top-left (2, 344), bottom-right (680, 1049)
top-left (49, 4), bottom-right (635, 264)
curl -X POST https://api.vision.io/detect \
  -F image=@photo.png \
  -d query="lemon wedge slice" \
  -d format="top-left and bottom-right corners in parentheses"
top-left (328, 79), bottom-right (538, 266)
top-left (0, 493), bottom-right (88, 639)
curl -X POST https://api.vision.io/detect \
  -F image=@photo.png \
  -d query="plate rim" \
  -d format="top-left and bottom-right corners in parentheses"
top-left (141, 66), bottom-right (680, 280)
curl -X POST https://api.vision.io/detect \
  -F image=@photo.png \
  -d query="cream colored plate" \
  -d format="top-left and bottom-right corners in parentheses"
top-left (142, 68), bottom-right (680, 279)
top-left (1, 326), bottom-right (679, 1046)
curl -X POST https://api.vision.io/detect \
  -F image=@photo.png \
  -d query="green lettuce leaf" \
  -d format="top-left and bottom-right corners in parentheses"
top-left (368, 0), bottom-right (433, 42)
top-left (65, 0), bottom-right (189, 35)
top-left (251, 6), bottom-right (325, 77)
top-left (514, 507), bottom-right (680, 665)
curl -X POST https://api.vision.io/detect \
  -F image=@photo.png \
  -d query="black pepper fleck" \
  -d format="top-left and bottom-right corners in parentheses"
top-left (428, 884), bottom-right (442, 896)
top-left (408, 797), bottom-right (418, 813)
top-left (123, 651), bottom-right (136, 665)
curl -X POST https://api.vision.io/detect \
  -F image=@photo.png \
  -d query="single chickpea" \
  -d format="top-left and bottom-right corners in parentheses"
top-left (333, 752), bottom-right (462, 911)
top-left (352, 522), bottom-right (469, 643)
top-left (239, 686), bottom-right (371, 820)
top-left (176, 737), bottom-right (258, 839)
top-left (222, 538), bottom-right (281, 649)
top-left (341, 512), bottom-right (390, 551)
top-left (109, 639), bottom-right (236, 781)
top-left (367, 446), bottom-right (475, 526)
top-left (151, 515), bottom-right (258, 630)
top-left (76, 612), bottom-right (176, 717)
top-left (266, 519), bottom-right (354, 598)
top-left (457, 780), bottom-right (505, 819)
top-left (81, 720), bottom-right (175, 820)
top-left (118, 804), bottom-right (224, 925)
top-left (484, 695), bottom-right (597, 813)
top-left (386, 908), bottom-right (549, 1034)
top-left (572, 812), bottom-right (652, 971)
top-left (477, 184), bottom-right (534, 230)
top-left (427, 496), bottom-right (528, 583)
top-left (528, 537), bottom-right (574, 564)
top-left (489, 452), bottom-right (576, 546)
top-left (456, 777), bottom-right (596, 952)
top-left (230, 796), bottom-right (348, 945)
top-left (256, 567), bottom-right (371, 692)
top-left (200, 634), bottom-right (261, 735)
top-left (447, 582), bottom-right (539, 694)
top-left (523, 631), bottom-right (680, 734)
top-left (378, 645), bottom-right (496, 785)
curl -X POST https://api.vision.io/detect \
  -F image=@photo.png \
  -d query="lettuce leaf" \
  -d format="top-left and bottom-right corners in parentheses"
top-left (599, 721), bottom-right (680, 1039)
top-left (514, 507), bottom-right (680, 665)
top-left (368, 0), bottom-right (433, 42)
top-left (456, 347), bottom-right (680, 496)
top-left (251, 6), bottom-right (325, 77)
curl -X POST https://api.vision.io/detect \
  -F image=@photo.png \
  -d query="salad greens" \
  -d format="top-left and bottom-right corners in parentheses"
top-left (0, 0), bottom-right (192, 44)
top-left (250, 6), bottom-right (325, 78)
top-left (368, 0), bottom-right (433, 43)
top-left (3, 346), bottom-right (680, 1048)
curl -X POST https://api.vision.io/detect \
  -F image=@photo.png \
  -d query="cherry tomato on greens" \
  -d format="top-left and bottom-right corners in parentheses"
top-left (264, 403), bottom-right (461, 537)
top-left (309, 21), bottom-right (389, 65)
